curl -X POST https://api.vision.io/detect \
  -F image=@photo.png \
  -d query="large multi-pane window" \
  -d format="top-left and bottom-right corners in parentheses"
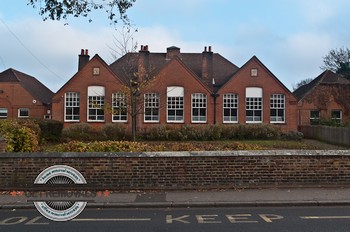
top-left (88, 86), bottom-right (105, 122)
top-left (246, 87), bottom-right (263, 123)
top-left (192, 93), bottom-right (207, 123)
top-left (0, 108), bottom-right (8, 119)
top-left (270, 94), bottom-right (285, 123)
top-left (223, 94), bottom-right (238, 123)
top-left (144, 93), bottom-right (160, 122)
top-left (167, 86), bottom-right (184, 123)
top-left (112, 93), bottom-right (127, 122)
top-left (65, 92), bottom-right (80, 121)
top-left (18, 108), bottom-right (29, 118)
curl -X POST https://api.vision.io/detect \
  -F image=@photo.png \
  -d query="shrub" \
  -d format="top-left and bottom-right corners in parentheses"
top-left (62, 123), bottom-right (102, 141)
top-left (142, 125), bottom-right (173, 140)
top-left (141, 124), bottom-right (283, 141)
top-left (0, 119), bottom-right (39, 152)
top-left (281, 130), bottom-right (304, 141)
top-left (34, 119), bottom-right (63, 142)
top-left (17, 119), bottom-right (41, 139)
top-left (101, 123), bottom-right (130, 140)
top-left (62, 123), bottom-right (130, 142)
top-left (51, 140), bottom-right (150, 152)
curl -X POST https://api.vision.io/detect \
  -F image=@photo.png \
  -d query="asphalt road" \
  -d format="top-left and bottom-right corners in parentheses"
top-left (1, 206), bottom-right (350, 232)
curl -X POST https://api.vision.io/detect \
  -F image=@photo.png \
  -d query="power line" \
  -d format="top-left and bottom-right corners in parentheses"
top-left (0, 17), bottom-right (65, 81)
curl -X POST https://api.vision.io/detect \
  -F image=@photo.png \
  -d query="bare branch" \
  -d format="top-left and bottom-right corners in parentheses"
top-left (27, 0), bottom-right (136, 25)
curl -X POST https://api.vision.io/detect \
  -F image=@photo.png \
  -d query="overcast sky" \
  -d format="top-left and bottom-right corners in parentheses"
top-left (0, 0), bottom-right (349, 91)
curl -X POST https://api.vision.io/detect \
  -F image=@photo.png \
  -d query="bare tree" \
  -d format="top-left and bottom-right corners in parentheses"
top-left (292, 78), bottom-right (313, 91)
top-left (321, 47), bottom-right (350, 80)
top-left (108, 28), bottom-right (158, 141)
top-left (27, 0), bottom-right (136, 25)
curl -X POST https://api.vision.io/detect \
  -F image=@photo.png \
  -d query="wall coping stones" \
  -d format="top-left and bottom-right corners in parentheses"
top-left (0, 150), bottom-right (349, 158)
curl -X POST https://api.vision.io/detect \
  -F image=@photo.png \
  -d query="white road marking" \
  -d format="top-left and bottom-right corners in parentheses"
top-left (301, 216), bottom-right (350, 220)
top-left (72, 218), bottom-right (151, 222)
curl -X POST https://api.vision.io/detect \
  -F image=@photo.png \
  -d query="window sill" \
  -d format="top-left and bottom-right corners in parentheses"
top-left (246, 121), bottom-right (262, 124)
top-left (270, 121), bottom-right (286, 124)
top-left (223, 121), bottom-right (238, 124)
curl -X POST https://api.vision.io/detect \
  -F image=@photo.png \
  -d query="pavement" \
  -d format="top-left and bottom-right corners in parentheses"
top-left (1, 187), bottom-right (350, 209)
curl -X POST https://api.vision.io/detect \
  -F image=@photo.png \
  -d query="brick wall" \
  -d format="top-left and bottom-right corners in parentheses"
top-left (0, 136), bottom-right (6, 152)
top-left (1, 150), bottom-right (350, 190)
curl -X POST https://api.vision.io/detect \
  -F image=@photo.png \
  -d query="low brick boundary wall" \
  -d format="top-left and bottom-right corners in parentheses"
top-left (0, 136), bottom-right (6, 152)
top-left (1, 150), bottom-right (350, 190)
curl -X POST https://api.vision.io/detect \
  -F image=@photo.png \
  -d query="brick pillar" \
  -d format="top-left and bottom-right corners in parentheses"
top-left (0, 135), bottom-right (6, 152)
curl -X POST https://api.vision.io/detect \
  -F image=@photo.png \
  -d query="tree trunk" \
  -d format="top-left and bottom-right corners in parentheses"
top-left (131, 96), bottom-right (137, 141)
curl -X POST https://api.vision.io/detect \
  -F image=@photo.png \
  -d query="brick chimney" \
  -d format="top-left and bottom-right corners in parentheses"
top-left (78, 49), bottom-right (90, 71)
top-left (138, 45), bottom-right (150, 79)
top-left (166, 46), bottom-right (181, 60)
top-left (202, 46), bottom-right (213, 86)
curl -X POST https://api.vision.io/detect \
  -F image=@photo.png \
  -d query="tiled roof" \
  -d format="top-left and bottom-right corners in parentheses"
top-left (109, 49), bottom-right (239, 88)
top-left (293, 70), bottom-right (350, 101)
top-left (0, 68), bottom-right (54, 104)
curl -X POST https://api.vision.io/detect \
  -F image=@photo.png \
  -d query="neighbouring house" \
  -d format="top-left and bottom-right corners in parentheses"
top-left (293, 70), bottom-right (350, 126)
top-left (52, 46), bottom-right (298, 132)
top-left (0, 68), bottom-right (53, 119)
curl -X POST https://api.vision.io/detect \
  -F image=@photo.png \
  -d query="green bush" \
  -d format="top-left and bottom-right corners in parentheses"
top-left (17, 119), bottom-right (41, 139)
top-left (142, 125), bottom-right (173, 140)
top-left (62, 123), bottom-right (130, 142)
top-left (62, 123), bottom-right (101, 141)
top-left (141, 124), bottom-right (283, 141)
top-left (50, 140), bottom-right (150, 152)
top-left (281, 131), bottom-right (304, 141)
top-left (34, 119), bottom-right (63, 142)
top-left (0, 119), bottom-right (39, 152)
top-left (101, 123), bottom-right (130, 140)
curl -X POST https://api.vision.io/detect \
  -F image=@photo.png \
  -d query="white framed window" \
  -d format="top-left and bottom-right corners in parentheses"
top-left (246, 87), bottom-right (263, 123)
top-left (331, 110), bottom-right (342, 123)
top-left (192, 93), bottom-right (207, 123)
top-left (88, 86), bottom-right (105, 122)
top-left (167, 86), bottom-right (184, 123)
top-left (112, 93), bottom-right (127, 122)
top-left (144, 93), bottom-right (160, 122)
top-left (65, 92), bottom-right (80, 122)
top-left (270, 94), bottom-right (285, 123)
top-left (310, 110), bottom-right (320, 125)
top-left (223, 93), bottom-right (238, 123)
top-left (0, 108), bottom-right (8, 118)
top-left (18, 108), bottom-right (29, 118)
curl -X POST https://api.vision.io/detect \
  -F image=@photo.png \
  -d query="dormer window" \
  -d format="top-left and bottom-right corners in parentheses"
top-left (251, 68), bottom-right (258, 77)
